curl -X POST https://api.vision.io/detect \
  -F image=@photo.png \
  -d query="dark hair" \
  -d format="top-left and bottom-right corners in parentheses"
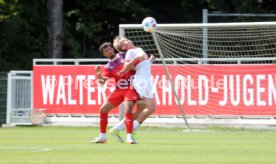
top-left (99, 42), bottom-right (112, 53)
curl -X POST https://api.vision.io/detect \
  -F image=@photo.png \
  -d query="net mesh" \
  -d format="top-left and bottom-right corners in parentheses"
top-left (121, 22), bottom-right (276, 64)
top-left (120, 22), bottom-right (276, 116)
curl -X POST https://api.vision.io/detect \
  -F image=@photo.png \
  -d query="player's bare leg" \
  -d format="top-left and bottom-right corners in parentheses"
top-left (109, 100), bottom-right (138, 143)
top-left (134, 98), bottom-right (156, 130)
top-left (111, 101), bottom-right (145, 130)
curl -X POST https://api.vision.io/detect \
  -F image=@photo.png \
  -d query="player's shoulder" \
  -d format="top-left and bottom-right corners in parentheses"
top-left (129, 47), bottom-right (144, 53)
top-left (104, 60), bottom-right (113, 71)
top-left (136, 47), bottom-right (143, 51)
top-left (118, 52), bottom-right (126, 59)
top-left (103, 64), bottom-right (110, 71)
top-left (136, 47), bottom-right (145, 53)
top-left (106, 54), bottom-right (119, 65)
top-left (126, 48), bottom-right (136, 55)
top-left (128, 48), bottom-right (138, 52)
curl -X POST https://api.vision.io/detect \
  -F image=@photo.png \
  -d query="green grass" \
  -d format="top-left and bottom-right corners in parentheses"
top-left (0, 126), bottom-right (276, 164)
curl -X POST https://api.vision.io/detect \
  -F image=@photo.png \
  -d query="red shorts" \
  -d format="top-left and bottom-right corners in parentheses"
top-left (107, 88), bottom-right (139, 107)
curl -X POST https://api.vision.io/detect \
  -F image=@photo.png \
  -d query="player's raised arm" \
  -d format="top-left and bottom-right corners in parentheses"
top-left (122, 54), bottom-right (144, 73)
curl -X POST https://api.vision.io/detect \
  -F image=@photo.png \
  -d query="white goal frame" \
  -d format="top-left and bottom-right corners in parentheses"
top-left (119, 21), bottom-right (276, 128)
top-left (120, 21), bottom-right (276, 64)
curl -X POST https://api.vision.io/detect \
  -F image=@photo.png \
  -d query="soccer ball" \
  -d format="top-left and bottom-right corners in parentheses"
top-left (142, 17), bottom-right (157, 32)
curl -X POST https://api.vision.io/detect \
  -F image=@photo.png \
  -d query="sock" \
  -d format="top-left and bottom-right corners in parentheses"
top-left (127, 133), bottom-right (133, 141)
top-left (133, 120), bottom-right (141, 130)
top-left (99, 133), bottom-right (106, 139)
top-left (114, 119), bottom-right (125, 131)
top-left (100, 112), bottom-right (108, 133)
top-left (125, 113), bottom-right (133, 134)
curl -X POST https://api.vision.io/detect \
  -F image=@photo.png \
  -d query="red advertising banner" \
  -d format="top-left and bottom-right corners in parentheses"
top-left (33, 66), bottom-right (119, 114)
top-left (33, 65), bottom-right (276, 115)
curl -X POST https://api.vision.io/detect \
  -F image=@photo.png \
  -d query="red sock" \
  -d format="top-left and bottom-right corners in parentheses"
top-left (125, 113), bottom-right (133, 134)
top-left (100, 112), bottom-right (108, 133)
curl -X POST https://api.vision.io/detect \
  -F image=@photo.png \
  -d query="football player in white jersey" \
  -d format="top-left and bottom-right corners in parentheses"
top-left (113, 36), bottom-right (156, 130)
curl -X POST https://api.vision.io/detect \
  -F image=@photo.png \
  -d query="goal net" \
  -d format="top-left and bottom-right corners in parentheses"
top-left (120, 22), bottom-right (276, 64)
top-left (119, 22), bottom-right (276, 128)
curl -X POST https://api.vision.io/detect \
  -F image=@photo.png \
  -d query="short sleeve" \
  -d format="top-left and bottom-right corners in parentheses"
top-left (101, 67), bottom-right (112, 79)
top-left (136, 48), bottom-right (146, 56)
top-left (125, 50), bottom-right (136, 62)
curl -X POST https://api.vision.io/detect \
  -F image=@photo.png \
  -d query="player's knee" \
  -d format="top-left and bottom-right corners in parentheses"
top-left (124, 101), bottom-right (135, 113)
top-left (132, 111), bottom-right (139, 119)
top-left (149, 106), bottom-right (156, 114)
top-left (100, 102), bottom-right (114, 113)
top-left (150, 102), bottom-right (156, 112)
top-left (100, 106), bottom-right (108, 113)
top-left (147, 105), bottom-right (156, 114)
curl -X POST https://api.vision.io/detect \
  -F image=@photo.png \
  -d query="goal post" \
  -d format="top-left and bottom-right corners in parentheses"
top-left (151, 31), bottom-right (191, 130)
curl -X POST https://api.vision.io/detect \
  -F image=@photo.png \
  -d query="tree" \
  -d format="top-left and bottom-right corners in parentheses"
top-left (47, 0), bottom-right (63, 58)
top-left (0, 0), bottom-right (48, 70)
top-left (62, 0), bottom-right (149, 58)
top-left (0, 0), bottom-right (275, 71)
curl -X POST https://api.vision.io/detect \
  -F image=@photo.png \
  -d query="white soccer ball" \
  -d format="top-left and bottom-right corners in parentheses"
top-left (142, 17), bottom-right (157, 32)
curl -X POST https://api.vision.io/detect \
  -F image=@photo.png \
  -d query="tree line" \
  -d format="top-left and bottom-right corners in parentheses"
top-left (0, 0), bottom-right (275, 71)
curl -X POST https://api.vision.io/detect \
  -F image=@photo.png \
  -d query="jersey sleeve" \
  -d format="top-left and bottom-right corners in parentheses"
top-left (136, 48), bottom-right (146, 56)
top-left (125, 48), bottom-right (147, 62)
top-left (125, 50), bottom-right (136, 62)
top-left (101, 67), bottom-right (112, 79)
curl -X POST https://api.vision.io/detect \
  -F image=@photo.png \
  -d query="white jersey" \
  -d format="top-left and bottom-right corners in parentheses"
top-left (125, 48), bottom-right (153, 98)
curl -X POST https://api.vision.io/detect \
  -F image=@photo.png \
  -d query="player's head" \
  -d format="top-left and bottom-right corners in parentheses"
top-left (113, 36), bottom-right (134, 52)
top-left (99, 42), bottom-right (115, 59)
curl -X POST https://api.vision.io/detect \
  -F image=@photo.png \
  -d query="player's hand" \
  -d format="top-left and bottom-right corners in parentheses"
top-left (95, 66), bottom-right (101, 75)
top-left (143, 54), bottom-right (149, 60)
top-left (149, 55), bottom-right (156, 63)
top-left (135, 54), bottom-right (145, 60)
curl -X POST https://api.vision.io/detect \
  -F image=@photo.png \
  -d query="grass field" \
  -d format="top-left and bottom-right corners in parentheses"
top-left (0, 126), bottom-right (276, 164)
